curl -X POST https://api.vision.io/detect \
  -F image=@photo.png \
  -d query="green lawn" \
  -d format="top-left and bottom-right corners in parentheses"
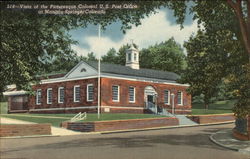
top-left (0, 113), bottom-right (166, 127)
top-left (191, 100), bottom-right (235, 115)
top-left (0, 102), bottom-right (8, 114)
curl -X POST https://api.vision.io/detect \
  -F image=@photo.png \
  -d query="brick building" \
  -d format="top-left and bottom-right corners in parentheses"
top-left (4, 44), bottom-right (191, 114)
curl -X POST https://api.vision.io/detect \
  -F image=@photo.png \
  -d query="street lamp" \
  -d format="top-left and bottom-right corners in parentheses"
top-left (154, 93), bottom-right (158, 114)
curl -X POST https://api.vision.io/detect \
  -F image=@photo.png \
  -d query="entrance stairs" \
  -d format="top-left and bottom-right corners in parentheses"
top-left (159, 108), bottom-right (198, 126)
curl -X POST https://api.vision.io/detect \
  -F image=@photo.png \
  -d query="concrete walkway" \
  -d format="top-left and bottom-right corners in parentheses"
top-left (175, 115), bottom-right (199, 126)
top-left (210, 129), bottom-right (250, 155)
top-left (0, 117), bottom-right (83, 136)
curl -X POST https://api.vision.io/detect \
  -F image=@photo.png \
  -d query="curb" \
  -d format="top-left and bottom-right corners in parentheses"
top-left (1, 121), bottom-right (235, 138)
top-left (209, 133), bottom-right (238, 151)
top-left (0, 134), bottom-right (60, 139)
top-left (100, 121), bottom-right (234, 134)
top-left (209, 130), bottom-right (250, 155)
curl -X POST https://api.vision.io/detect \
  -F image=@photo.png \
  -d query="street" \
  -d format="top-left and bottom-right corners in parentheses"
top-left (1, 123), bottom-right (249, 159)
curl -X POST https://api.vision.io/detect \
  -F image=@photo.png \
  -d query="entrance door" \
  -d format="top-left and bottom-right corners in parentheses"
top-left (147, 95), bottom-right (154, 103)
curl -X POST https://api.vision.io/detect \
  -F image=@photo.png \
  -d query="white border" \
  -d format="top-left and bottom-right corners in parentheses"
top-left (58, 87), bottom-right (64, 103)
top-left (36, 89), bottom-right (41, 105)
top-left (112, 85), bottom-right (120, 102)
top-left (73, 85), bottom-right (80, 102)
top-left (47, 88), bottom-right (52, 104)
top-left (87, 84), bottom-right (94, 102)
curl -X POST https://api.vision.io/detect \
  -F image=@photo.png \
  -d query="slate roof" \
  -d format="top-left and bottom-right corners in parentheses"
top-left (85, 61), bottom-right (180, 81)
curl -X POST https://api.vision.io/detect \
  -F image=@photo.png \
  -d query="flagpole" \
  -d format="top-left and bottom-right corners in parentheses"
top-left (97, 24), bottom-right (101, 119)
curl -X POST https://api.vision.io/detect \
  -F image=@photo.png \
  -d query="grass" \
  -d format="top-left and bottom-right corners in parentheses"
top-left (0, 102), bottom-right (8, 114)
top-left (191, 100), bottom-right (235, 115)
top-left (0, 113), bottom-right (166, 127)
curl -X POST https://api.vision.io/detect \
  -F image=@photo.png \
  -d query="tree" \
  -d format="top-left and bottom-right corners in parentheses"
top-left (165, 0), bottom-right (250, 117)
top-left (182, 31), bottom-right (228, 109)
top-left (86, 52), bottom-right (97, 61)
top-left (101, 48), bottom-right (117, 64)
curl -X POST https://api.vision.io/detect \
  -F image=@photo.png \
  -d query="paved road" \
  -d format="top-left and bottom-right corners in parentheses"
top-left (1, 123), bottom-right (249, 159)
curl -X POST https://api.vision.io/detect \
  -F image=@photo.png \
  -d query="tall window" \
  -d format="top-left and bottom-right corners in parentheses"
top-left (58, 87), bottom-right (64, 103)
top-left (87, 84), bottom-right (94, 101)
top-left (129, 86), bottom-right (135, 103)
top-left (128, 53), bottom-right (131, 61)
top-left (112, 85), bottom-right (119, 102)
top-left (177, 91), bottom-right (183, 105)
top-left (164, 90), bottom-right (170, 104)
top-left (36, 89), bottom-right (41, 105)
top-left (47, 88), bottom-right (52, 104)
top-left (74, 85), bottom-right (80, 102)
top-left (134, 53), bottom-right (137, 61)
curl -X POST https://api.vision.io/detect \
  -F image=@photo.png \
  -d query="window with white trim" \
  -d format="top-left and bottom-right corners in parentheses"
top-left (129, 86), bottom-right (135, 103)
top-left (47, 88), bottom-right (52, 104)
top-left (112, 85), bottom-right (119, 102)
top-left (87, 84), bottom-right (94, 101)
top-left (58, 87), bottom-right (64, 103)
top-left (134, 53), bottom-right (137, 61)
top-left (36, 89), bottom-right (42, 105)
top-left (177, 91), bottom-right (183, 105)
top-left (74, 85), bottom-right (80, 102)
top-left (164, 90), bottom-right (170, 104)
top-left (128, 53), bottom-right (131, 61)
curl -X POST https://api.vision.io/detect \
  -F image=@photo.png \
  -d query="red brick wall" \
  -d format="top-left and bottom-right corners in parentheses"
top-left (187, 114), bottom-right (235, 124)
top-left (8, 95), bottom-right (28, 111)
top-left (27, 77), bottom-right (191, 114)
top-left (0, 124), bottom-right (51, 137)
top-left (101, 78), bottom-right (191, 113)
top-left (61, 117), bottom-right (179, 132)
top-left (28, 78), bottom-right (98, 110)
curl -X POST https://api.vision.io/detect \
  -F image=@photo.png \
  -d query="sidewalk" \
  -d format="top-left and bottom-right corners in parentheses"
top-left (210, 129), bottom-right (250, 155)
top-left (0, 117), bottom-right (83, 136)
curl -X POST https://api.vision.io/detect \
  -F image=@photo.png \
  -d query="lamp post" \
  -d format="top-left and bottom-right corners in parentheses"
top-left (97, 24), bottom-right (101, 119)
top-left (154, 93), bottom-right (158, 114)
top-left (171, 93), bottom-right (175, 115)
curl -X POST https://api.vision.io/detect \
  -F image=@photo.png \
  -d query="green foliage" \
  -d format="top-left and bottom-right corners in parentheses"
top-left (101, 38), bottom-right (186, 74)
top-left (140, 37), bottom-right (186, 74)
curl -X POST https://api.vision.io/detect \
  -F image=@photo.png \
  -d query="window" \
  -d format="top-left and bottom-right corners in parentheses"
top-left (36, 89), bottom-right (41, 105)
top-left (112, 85), bottom-right (119, 102)
top-left (129, 86), bottom-right (135, 103)
top-left (128, 53), bottom-right (131, 61)
top-left (164, 90), bottom-right (170, 104)
top-left (58, 87), bottom-right (64, 103)
top-left (87, 84), bottom-right (94, 101)
top-left (74, 85), bottom-right (80, 102)
top-left (47, 88), bottom-right (52, 104)
top-left (177, 91), bottom-right (183, 105)
top-left (134, 53), bottom-right (137, 61)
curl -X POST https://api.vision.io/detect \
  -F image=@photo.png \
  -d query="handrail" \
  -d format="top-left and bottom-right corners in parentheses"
top-left (70, 112), bottom-right (87, 122)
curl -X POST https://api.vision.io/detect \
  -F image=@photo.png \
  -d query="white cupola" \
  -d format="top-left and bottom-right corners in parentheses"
top-left (126, 43), bottom-right (140, 69)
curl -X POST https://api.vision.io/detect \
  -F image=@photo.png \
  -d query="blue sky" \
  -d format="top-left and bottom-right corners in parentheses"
top-left (69, 6), bottom-right (198, 57)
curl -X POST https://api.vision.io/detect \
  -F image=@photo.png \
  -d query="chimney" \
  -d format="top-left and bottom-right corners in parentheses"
top-left (125, 43), bottom-right (140, 69)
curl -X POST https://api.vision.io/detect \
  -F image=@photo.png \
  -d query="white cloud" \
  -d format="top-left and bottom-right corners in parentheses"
top-left (72, 9), bottom-right (199, 57)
